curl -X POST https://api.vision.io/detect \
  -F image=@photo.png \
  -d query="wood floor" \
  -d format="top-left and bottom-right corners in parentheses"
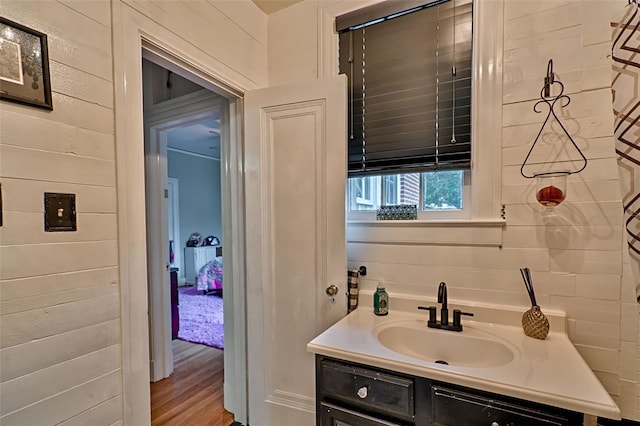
top-left (151, 339), bottom-right (235, 426)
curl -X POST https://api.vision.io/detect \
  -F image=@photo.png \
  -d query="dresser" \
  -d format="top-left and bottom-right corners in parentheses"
top-left (170, 267), bottom-right (179, 339)
top-left (184, 246), bottom-right (222, 284)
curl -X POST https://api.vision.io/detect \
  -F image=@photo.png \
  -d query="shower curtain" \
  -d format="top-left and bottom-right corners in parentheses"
top-left (611, 0), bottom-right (640, 302)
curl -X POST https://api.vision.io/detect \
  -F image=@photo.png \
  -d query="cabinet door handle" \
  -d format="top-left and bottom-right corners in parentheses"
top-left (357, 386), bottom-right (368, 399)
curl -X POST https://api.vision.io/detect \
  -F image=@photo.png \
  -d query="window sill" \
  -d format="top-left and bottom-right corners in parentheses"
top-left (346, 219), bottom-right (505, 247)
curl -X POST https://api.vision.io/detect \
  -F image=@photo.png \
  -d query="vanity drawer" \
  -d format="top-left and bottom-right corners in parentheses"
top-left (431, 386), bottom-right (578, 426)
top-left (319, 359), bottom-right (414, 419)
top-left (319, 402), bottom-right (403, 426)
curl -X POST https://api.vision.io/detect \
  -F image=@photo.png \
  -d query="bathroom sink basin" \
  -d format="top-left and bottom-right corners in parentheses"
top-left (375, 320), bottom-right (516, 368)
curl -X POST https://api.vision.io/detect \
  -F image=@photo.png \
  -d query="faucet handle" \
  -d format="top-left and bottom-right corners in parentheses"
top-left (452, 309), bottom-right (474, 327)
top-left (418, 305), bottom-right (437, 324)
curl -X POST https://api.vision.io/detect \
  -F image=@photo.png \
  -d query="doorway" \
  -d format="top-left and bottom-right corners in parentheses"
top-left (139, 49), bottom-right (247, 423)
top-left (142, 54), bottom-right (232, 372)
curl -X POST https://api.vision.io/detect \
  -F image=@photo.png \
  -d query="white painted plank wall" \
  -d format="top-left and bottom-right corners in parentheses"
top-left (0, 1), bottom-right (123, 425)
top-left (123, 0), bottom-right (268, 88)
top-left (267, 0), bottom-right (639, 420)
top-left (1, 0), bottom-right (268, 424)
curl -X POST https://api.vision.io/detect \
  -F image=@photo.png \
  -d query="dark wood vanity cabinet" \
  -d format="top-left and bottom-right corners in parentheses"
top-left (315, 355), bottom-right (583, 426)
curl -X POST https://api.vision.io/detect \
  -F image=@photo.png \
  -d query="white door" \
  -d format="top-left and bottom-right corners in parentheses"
top-left (244, 75), bottom-right (348, 425)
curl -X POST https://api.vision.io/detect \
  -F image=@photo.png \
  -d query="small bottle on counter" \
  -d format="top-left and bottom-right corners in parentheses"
top-left (373, 282), bottom-right (389, 316)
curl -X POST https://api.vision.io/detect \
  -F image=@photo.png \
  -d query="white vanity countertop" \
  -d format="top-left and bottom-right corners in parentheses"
top-left (307, 292), bottom-right (621, 420)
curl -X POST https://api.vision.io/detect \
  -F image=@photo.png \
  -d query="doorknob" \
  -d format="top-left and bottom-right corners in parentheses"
top-left (326, 285), bottom-right (339, 297)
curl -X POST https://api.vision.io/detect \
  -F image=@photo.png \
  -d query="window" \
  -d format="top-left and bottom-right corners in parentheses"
top-left (337, 0), bottom-right (474, 218)
top-left (350, 170), bottom-right (464, 212)
top-left (324, 0), bottom-right (503, 244)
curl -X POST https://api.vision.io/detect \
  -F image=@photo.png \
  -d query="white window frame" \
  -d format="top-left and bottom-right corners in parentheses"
top-left (348, 170), bottom-right (470, 220)
top-left (319, 0), bottom-right (505, 246)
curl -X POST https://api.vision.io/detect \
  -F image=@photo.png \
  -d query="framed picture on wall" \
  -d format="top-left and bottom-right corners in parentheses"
top-left (0, 17), bottom-right (52, 110)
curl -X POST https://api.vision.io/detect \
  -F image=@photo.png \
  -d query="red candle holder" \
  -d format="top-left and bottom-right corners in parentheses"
top-left (535, 172), bottom-right (568, 214)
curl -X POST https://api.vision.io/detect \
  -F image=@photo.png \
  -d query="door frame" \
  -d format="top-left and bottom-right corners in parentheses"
top-left (167, 177), bottom-right (180, 274)
top-left (144, 88), bottom-right (224, 382)
top-left (112, 3), bottom-right (251, 424)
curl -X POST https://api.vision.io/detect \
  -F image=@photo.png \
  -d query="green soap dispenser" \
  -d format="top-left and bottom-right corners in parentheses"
top-left (373, 281), bottom-right (389, 316)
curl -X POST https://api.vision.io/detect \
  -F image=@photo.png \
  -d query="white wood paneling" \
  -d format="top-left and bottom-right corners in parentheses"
top-left (208, 0), bottom-right (268, 42)
top-left (0, 1), bottom-right (121, 423)
top-left (57, 0), bottom-right (112, 27)
top-left (503, 115), bottom-right (614, 148)
top-left (503, 89), bottom-right (615, 127)
top-left (1, 266), bottom-right (118, 309)
top-left (0, 292), bottom-right (120, 349)
top-left (0, 178), bottom-right (117, 213)
top-left (0, 319), bottom-right (120, 382)
top-left (576, 345), bottom-right (620, 374)
top-left (0, 345), bottom-right (121, 416)
top-left (502, 224), bottom-right (623, 251)
top-left (0, 0), bottom-right (111, 51)
top-left (0, 212), bottom-right (117, 245)
top-left (504, 201), bottom-right (623, 227)
top-left (502, 180), bottom-right (622, 205)
top-left (550, 249), bottom-right (622, 275)
top-left (576, 274), bottom-right (622, 301)
top-left (0, 370), bottom-right (122, 426)
top-left (0, 145), bottom-right (115, 186)
top-left (569, 319), bottom-right (620, 350)
top-left (0, 241), bottom-right (118, 280)
top-left (268, 0), bottom-right (319, 86)
top-left (347, 221), bottom-right (504, 246)
top-left (123, 0), bottom-right (268, 87)
top-left (49, 61), bottom-right (114, 108)
top-left (502, 137), bottom-right (616, 167)
top-left (57, 395), bottom-right (123, 426)
top-left (0, 110), bottom-right (115, 161)
top-left (549, 296), bottom-right (621, 325)
top-left (348, 243), bottom-right (550, 272)
top-left (503, 158), bottom-right (620, 184)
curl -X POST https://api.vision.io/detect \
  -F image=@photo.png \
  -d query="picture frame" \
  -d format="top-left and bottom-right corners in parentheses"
top-left (0, 17), bottom-right (52, 110)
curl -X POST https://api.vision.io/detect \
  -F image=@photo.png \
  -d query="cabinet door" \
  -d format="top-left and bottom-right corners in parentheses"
top-left (432, 386), bottom-right (574, 426)
top-left (319, 403), bottom-right (403, 426)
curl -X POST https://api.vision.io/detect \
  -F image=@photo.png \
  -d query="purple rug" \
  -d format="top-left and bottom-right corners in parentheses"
top-left (178, 286), bottom-right (224, 349)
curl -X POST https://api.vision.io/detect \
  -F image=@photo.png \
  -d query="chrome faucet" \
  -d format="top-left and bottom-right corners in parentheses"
top-left (418, 282), bottom-right (474, 332)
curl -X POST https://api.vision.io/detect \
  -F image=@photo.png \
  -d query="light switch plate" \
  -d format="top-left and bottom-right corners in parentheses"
top-left (44, 192), bottom-right (76, 232)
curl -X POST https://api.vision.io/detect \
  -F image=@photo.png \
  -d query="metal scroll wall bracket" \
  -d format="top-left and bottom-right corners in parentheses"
top-left (520, 59), bottom-right (588, 212)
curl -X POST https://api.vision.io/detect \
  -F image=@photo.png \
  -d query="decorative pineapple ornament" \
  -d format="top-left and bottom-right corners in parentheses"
top-left (520, 268), bottom-right (549, 340)
top-left (522, 305), bottom-right (549, 340)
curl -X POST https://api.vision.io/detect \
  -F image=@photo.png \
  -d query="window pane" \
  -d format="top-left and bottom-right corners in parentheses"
top-left (348, 171), bottom-right (463, 212)
top-left (349, 176), bottom-right (380, 211)
top-left (397, 173), bottom-right (420, 206)
top-left (383, 175), bottom-right (397, 205)
top-left (422, 170), bottom-right (463, 210)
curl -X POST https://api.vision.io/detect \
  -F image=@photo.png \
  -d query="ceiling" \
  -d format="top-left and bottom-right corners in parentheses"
top-left (165, 116), bottom-right (221, 159)
top-left (252, 0), bottom-right (303, 15)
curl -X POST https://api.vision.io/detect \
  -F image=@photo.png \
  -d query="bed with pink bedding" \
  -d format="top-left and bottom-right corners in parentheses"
top-left (195, 256), bottom-right (223, 294)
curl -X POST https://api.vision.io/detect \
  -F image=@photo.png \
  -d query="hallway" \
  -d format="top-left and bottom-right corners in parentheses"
top-left (151, 340), bottom-right (234, 425)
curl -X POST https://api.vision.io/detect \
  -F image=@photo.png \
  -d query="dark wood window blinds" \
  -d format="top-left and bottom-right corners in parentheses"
top-left (337, 0), bottom-right (473, 177)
